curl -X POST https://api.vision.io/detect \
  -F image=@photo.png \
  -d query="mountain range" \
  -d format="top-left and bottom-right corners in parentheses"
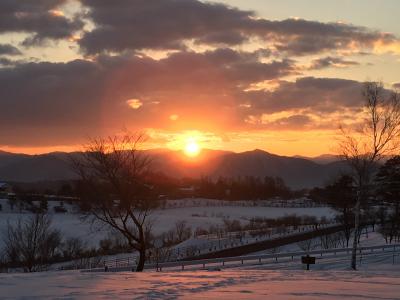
top-left (0, 149), bottom-right (348, 189)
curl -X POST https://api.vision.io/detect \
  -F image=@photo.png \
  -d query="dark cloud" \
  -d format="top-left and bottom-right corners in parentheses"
top-left (0, 49), bottom-right (298, 145)
top-left (195, 31), bottom-right (248, 46)
top-left (79, 0), bottom-right (252, 54)
top-left (393, 82), bottom-right (400, 89)
top-left (79, 0), bottom-right (396, 56)
top-left (263, 19), bottom-right (394, 56)
top-left (0, 44), bottom-right (21, 56)
top-left (261, 114), bottom-right (314, 130)
top-left (242, 77), bottom-right (364, 115)
top-left (0, 0), bottom-right (83, 45)
top-left (0, 57), bottom-right (17, 66)
top-left (0, 42), bottom-right (384, 146)
top-left (309, 56), bottom-right (360, 70)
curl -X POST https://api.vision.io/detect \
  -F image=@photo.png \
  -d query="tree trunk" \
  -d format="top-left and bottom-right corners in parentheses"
top-left (136, 247), bottom-right (146, 272)
top-left (135, 227), bottom-right (146, 272)
top-left (351, 192), bottom-right (360, 270)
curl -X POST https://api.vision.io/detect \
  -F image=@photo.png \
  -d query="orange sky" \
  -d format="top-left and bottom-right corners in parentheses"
top-left (0, 0), bottom-right (399, 156)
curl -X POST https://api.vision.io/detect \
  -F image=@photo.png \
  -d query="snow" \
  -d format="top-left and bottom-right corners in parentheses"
top-left (251, 228), bottom-right (388, 255)
top-left (0, 198), bottom-right (336, 248)
top-left (0, 268), bottom-right (399, 299)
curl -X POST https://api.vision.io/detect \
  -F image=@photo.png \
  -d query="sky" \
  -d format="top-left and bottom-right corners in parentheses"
top-left (0, 0), bottom-right (399, 156)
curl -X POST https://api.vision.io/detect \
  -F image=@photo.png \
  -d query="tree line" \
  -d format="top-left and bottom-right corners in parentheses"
top-left (310, 155), bottom-right (400, 247)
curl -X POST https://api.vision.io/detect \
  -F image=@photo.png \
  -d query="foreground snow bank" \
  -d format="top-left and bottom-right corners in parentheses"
top-left (1, 268), bottom-right (399, 299)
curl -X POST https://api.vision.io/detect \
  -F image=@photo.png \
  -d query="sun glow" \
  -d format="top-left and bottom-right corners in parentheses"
top-left (184, 139), bottom-right (201, 157)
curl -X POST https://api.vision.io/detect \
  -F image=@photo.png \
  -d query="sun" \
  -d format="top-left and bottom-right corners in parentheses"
top-left (184, 139), bottom-right (201, 157)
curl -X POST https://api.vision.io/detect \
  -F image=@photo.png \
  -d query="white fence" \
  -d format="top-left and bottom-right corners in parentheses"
top-left (83, 243), bottom-right (400, 273)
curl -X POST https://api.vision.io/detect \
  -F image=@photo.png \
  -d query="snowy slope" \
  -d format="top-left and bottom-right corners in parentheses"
top-left (0, 199), bottom-right (336, 248)
top-left (0, 267), bottom-right (399, 299)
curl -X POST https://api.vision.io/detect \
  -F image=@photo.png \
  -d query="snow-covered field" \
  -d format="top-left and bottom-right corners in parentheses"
top-left (0, 198), bottom-right (398, 299)
top-left (0, 198), bottom-right (336, 248)
top-left (0, 267), bottom-right (399, 299)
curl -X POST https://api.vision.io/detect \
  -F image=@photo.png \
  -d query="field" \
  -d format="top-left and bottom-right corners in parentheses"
top-left (0, 198), bottom-right (336, 248)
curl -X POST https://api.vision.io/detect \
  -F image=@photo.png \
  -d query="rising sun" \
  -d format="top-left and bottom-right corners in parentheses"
top-left (184, 139), bottom-right (201, 157)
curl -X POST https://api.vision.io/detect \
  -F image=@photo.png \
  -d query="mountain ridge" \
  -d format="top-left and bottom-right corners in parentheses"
top-left (0, 148), bottom-right (346, 188)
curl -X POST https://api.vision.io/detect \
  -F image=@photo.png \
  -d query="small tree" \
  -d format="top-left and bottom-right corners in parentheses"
top-left (338, 82), bottom-right (400, 269)
top-left (62, 237), bottom-right (87, 259)
top-left (72, 133), bottom-right (156, 271)
top-left (174, 220), bottom-right (192, 243)
top-left (2, 214), bottom-right (62, 272)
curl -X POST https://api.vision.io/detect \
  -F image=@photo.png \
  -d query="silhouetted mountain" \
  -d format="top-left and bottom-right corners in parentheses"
top-left (0, 150), bottom-right (29, 168)
top-left (293, 154), bottom-right (339, 164)
top-left (0, 149), bottom-right (349, 189)
top-left (212, 149), bottom-right (348, 188)
top-left (0, 152), bottom-right (76, 182)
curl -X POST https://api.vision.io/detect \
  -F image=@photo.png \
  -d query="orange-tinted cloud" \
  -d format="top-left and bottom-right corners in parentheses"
top-left (1, 0), bottom-right (399, 154)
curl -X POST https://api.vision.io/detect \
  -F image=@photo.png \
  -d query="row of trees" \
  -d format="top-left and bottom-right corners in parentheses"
top-left (196, 176), bottom-right (295, 200)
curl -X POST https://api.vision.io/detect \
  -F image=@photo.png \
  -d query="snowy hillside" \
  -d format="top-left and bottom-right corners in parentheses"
top-left (0, 198), bottom-right (336, 248)
top-left (0, 266), bottom-right (399, 299)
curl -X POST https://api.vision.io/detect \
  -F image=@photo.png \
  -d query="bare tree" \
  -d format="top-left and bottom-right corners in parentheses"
top-left (174, 220), bottom-right (192, 243)
top-left (2, 213), bottom-right (61, 272)
top-left (72, 133), bottom-right (156, 271)
top-left (338, 82), bottom-right (400, 270)
top-left (297, 238), bottom-right (319, 253)
top-left (62, 237), bottom-right (87, 259)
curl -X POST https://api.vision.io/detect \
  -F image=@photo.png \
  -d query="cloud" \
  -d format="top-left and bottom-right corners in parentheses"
top-left (309, 56), bottom-right (360, 70)
top-left (235, 77), bottom-right (370, 130)
top-left (245, 113), bottom-right (314, 130)
top-left (0, 49), bottom-right (299, 145)
top-left (265, 19), bottom-right (395, 56)
top-left (79, 0), bottom-right (398, 56)
top-left (0, 45), bottom-right (374, 146)
top-left (0, 0), bottom-right (83, 45)
top-left (78, 0), bottom-right (252, 54)
top-left (0, 44), bottom-right (21, 56)
top-left (243, 77), bottom-right (364, 115)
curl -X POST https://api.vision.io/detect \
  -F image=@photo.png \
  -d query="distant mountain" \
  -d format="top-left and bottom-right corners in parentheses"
top-left (0, 151), bottom-right (76, 182)
top-left (213, 150), bottom-right (348, 189)
top-left (294, 154), bottom-right (339, 164)
top-left (0, 149), bottom-right (349, 189)
top-left (0, 150), bottom-right (29, 168)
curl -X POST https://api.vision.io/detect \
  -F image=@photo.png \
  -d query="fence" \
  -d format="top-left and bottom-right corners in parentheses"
top-left (97, 223), bottom-right (340, 268)
top-left (83, 243), bottom-right (400, 273)
top-left (161, 198), bottom-right (328, 210)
